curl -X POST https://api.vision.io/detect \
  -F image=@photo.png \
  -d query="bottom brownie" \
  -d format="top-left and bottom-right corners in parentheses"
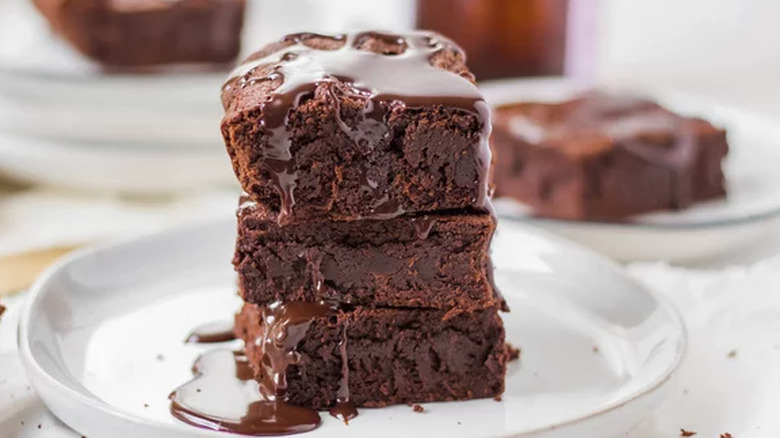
top-left (235, 302), bottom-right (507, 409)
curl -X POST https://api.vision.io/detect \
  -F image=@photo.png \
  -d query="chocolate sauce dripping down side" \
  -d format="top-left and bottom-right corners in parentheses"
top-left (256, 301), bottom-right (336, 400)
top-left (185, 321), bottom-right (237, 344)
top-left (329, 319), bottom-right (358, 423)
top-left (170, 302), bottom-right (338, 436)
top-left (223, 31), bottom-right (493, 223)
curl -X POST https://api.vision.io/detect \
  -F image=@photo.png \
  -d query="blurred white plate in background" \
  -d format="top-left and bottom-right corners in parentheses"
top-left (0, 131), bottom-right (236, 194)
top-left (19, 219), bottom-right (685, 438)
top-left (481, 78), bottom-right (780, 263)
top-left (0, 0), bottom-right (235, 193)
top-left (0, 0), bottom-right (226, 146)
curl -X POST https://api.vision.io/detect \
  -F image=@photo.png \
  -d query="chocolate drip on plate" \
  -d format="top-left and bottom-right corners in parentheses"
top-left (223, 31), bottom-right (492, 223)
top-left (169, 350), bottom-right (321, 436)
top-left (170, 302), bottom-right (340, 435)
top-left (185, 321), bottom-right (237, 344)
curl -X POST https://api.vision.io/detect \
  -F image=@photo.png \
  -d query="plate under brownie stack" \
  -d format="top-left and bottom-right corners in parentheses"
top-left (220, 31), bottom-right (508, 424)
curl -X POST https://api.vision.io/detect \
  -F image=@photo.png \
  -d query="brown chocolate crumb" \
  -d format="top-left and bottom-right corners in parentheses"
top-left (727, 350), bottom-right (737, 358)
top-left (506, 344), bottom-right (521, 362)
top-left (720, 434), bottom-right (733, 438)
top-left (412, 404), bottom-right (424, 413)
top-left (144, 403), bottom-right (149, 408)
top-left (37, 424), bottom-right (42, 429)
top-left (680, 429), bottom-right (697, 436)
top-left (592, 345), bottom-right (600, 354)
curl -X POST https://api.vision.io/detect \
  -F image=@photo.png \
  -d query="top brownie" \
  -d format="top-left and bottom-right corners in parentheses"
top-left (221, 31), bottom-right (492, 224)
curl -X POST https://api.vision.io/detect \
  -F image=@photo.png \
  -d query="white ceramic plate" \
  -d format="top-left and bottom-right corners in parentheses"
top-left (481, 78), bottom-right (780, 263)
top-left (19, 218), bottom-right (686, 438)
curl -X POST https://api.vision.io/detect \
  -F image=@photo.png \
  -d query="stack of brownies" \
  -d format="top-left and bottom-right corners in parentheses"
top-left (221, 31), bottom-right (508, 413)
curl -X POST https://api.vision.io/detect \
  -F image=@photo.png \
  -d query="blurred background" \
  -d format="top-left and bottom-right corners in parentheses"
top-left (1, 0), bottom-right (780, 292)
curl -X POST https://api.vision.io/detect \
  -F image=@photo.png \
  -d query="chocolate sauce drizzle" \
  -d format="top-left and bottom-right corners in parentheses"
top-left (171, 301), bottom-right (355, 435)
top-left (185, 321), bottom-right (237, 344)
top-left (169, 349), bottom-right (321, 436)
top-left (223, 31), bottom-right (492, 223)
top-left (255, 301), bottom-right (335, 401)
top-left (328, 320), bottom-right (358, 423)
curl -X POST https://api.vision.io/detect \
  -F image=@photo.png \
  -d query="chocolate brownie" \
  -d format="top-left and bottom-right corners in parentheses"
top-left (32, 0), bottom-right (245, 67)
top-left (235, 198), bottom-right (498, 313)
top-left (220, 31), bottom-right (492, 225)
top-left (491, 91), bottom-right (729, 220)
top-left (234, 302), bottom-right (507, 410)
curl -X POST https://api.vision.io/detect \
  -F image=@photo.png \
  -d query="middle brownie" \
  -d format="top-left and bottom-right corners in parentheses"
top-left (235, 200), bottom-right (497, 312)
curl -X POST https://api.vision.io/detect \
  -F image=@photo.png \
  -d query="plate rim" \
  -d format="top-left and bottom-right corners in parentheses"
top-left (17, 217), bottom-right (688, 438)
top-left (498, 206), bottom-right (780, 231)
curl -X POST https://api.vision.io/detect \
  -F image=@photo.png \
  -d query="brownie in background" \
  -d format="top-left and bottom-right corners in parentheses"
top-left (491, 91), bottom-right (728, 220)
top-left (31, 0), bottom-right (245, 67)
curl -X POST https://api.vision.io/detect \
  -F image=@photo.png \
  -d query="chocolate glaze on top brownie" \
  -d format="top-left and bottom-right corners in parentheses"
top-left (491, 91), bottom-right (728, 220)
top-left (221, 31), bottom-right (492, 224)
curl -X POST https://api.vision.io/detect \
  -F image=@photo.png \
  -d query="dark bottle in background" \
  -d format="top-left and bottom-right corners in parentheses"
top-left (417, 0), bottom-right (570, 80)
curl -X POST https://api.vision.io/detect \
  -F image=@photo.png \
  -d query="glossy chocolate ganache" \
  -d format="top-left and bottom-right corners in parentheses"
top-left (185, 320), bottom-right (237, 344)
top-left (170, 301), bottom-right (352, 435)
top-left (221, 31), bottom-right (492, 224)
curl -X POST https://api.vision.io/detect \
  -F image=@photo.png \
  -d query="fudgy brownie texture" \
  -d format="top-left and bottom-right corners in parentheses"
top-left (221, 31), bottom-right (492, 225)
top-left (32, 0), bottom-right (245, 67)
top-left (235, 302), bottom-right (507, 409)
top-left (491, 91), bottom-right (729, 220)
top-left (235, 199), bottom-right (499, 313)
